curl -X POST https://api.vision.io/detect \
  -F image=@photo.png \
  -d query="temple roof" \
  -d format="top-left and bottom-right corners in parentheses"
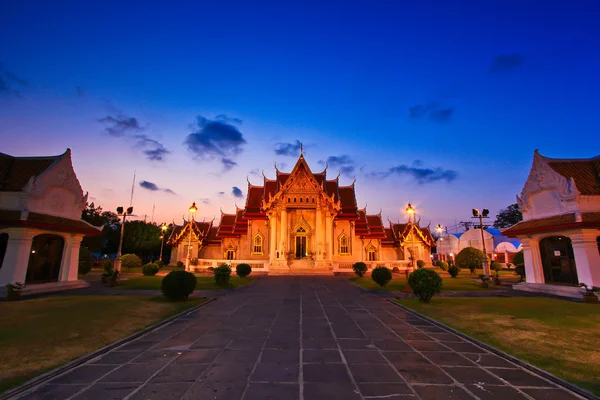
top-left (390, 221), bottom-right (436, 247)
top-left (0, 210), bottom-right (101, 235)
top-left (540, 152), bottom-right (600, 196)
top-left (0, 150), bottom-right (66, 191)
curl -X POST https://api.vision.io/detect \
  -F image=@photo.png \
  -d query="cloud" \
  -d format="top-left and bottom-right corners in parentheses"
top-left (367, 161), bottom-right (458, 184)
top-left (217, 191), bottom-right (225, 197)
top-left (0, 63), bottom-right (27, 96)
top-left (139, 180), bottom-right (176, 195)
top-left (276, 162), bottom-right (288, 170)
top-left (134, 134), bottom-right (169, 161)
top-left (489, 54), bottom-right (523, 73)
top-left (98, 114), bottom-right (143, 137)
top-left (200, 198), bottom-right (210, 205)
top-left (184, 114), bottom-right (246, 171)
top-left (249, 168), bottom-right (261, 176)
top-left (274, 140), bottom-right (302, 156)
top-left (232, 186), bottom-right (244, 198)
top-left (319, 155), bottom-right (356, 177)
top-left (409, 102), bottom-right (454, 124)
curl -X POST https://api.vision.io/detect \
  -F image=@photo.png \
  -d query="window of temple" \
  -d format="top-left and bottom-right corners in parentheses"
top-left (366, 244), bottom-right (376, 261)
top-left (306, 197), bottom-right (309, 203)
top-left (300, 197), bottom-right (303, 203)
top-left (226, 250), bottom-right (235, 260)
top-left (312, 198), bottom-right (315, 203)
top-left (339, 234), bottom-right (349, 255)
top-left (252, 234), bottom-right (263, 255)
top-left (288, 198), bottom-right (291, 202)
top-left (294, 197), bottom-right (297, 202)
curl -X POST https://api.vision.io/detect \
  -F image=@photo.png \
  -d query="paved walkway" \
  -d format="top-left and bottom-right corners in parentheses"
top-left (18, 277), bottom-right (585, 400)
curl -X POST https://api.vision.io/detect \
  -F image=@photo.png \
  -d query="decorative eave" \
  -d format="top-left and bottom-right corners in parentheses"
top-left (502, 212), bottom-right (600, 237)
top-left (516, 150), bottom-right (580, 214)
top-left (397, 221), bottom-right (435, 247)
top-left (170, 219), bottom-right (209, 246)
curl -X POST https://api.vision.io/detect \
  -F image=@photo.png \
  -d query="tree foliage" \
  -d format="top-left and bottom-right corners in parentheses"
top-left (493, 203), bottom-right (523, 228)
top-left (456, 247), bottom-right (484, 273)
top-left (512, 250), bottom-right (524, 266)
top-left (408, 268), bottom-right (443, 302)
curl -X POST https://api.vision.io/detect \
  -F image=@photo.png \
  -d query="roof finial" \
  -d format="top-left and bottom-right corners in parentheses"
top-left (274, 162), bottom-right (279, 172)
top-left (300, 142), bottom-right (303, 156)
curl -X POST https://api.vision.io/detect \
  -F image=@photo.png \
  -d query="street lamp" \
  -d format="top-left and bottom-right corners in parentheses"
top-left (472, 208), bottom-right (491, 279)
top-left (436, 224), bottom-right (443, 262)
top-left (159, 224), bottom-right (168, 263)
top-left (406, 203), bottom-right (416, 268)
top-left (185, 202), bottom-right (198, 271)
top-left (115, 206), bottom-right (134, 273)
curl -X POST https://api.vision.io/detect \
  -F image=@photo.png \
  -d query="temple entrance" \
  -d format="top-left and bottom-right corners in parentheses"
top-left (539, 236), bottom-right (578, 285)
top-left (295, 227), bottom-right (308, 259)
top-left (26, 234), bottom-right (64, 284)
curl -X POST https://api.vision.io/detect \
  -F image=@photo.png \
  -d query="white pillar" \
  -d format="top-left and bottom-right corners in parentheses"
top-left (0, 229), bottom-right (35, 286)
top-left (316, 208), bottom-right (322, 259)
top-left (59, 235), bottom-right (72, 281)
top-left (65, 235), bottom-right (83, 281)
top-left (269, 214), bottom-right (277, 261)
top-left (326, 213), bottom-right (332, 261)
top-left (279, 208), bottom-right (287, 259)
top-left (522, 238), bottom-right (544, 283)
top-left (570, 230), bottom-right (600, 286)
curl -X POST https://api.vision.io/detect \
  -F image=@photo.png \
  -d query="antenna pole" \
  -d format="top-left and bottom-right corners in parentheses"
top-left (129, 170), bottom-right (136, 207)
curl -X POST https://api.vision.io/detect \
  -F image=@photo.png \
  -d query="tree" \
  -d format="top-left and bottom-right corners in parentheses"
top-left (122, 220), bottom-right (162, 262)
top-left (494, 204), bottom-right (523, 228)
top-left (81, 202), bottom-right (119, 227)
top-left (456, 247), bottom-right (484, 273)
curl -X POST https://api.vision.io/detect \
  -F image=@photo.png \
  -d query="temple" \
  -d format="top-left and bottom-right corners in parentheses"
top-left (168, 154), bottom-right (435, 274)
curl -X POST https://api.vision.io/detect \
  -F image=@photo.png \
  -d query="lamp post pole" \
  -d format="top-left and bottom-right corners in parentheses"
top-left (406, 203), bottom-right (416, 269)
top-left (436, 224), bottom-right (443, 262)
top-left (159, 224), bottom-right (167, 262)
top-left (115, 206), bottom-right (133, 273)
top-left (472, 208), bottom-right (491, 279)
top-left (185, 202), bottom-right (198, 272)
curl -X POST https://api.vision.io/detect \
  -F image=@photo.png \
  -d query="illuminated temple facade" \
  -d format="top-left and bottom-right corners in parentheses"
top-left (168, 154), bottom-right (435, 273)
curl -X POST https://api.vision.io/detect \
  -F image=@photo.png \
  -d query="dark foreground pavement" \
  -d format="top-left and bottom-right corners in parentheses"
top-left (15, 276), bottom-right (587, 400)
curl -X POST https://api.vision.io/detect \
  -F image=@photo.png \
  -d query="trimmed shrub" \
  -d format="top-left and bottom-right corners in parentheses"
top-left (371, 266), bottom-right (392, 287)
top-left (352, 262), bottom-right (368, 277)
top-left (447, 264), bottom-right (460, 278)
top-left (505, 262), bottom-right (512, 269)
top-left (439, 261), bottom-right (448, 271)
top-left (392, 267), bottom-right (400, 273)
top-left (236, 263), bottom-right (252, 277)
top-left (447, 258), bottom-right (454, 267)
top-left (78, 246), bottom-right (93, 275)
top-left (121, 254), bottom-right (142, 269)
top-left (214, 264), bottom-right (232, 285)
top-left (207, 266), bottom-right (215, 272)
top-left (191, 257), bottom-right (199, 266)
top-left (161, 270), bottom-right (197, 301)
top-left (102, 260), bottom-right (114, 274)
top-left (408, 268), bottom-right (443, 303)
top-left (490, 261), bottom-right (502, 275)
top-left (142, 262), bottom-right (160, 276)
top-left (515, 264), bottom-right (526, 282)
top-left (416, 259), bottom-right (425, 269)
top-left (176, 261), bottom-right (184, 269)
top-left (155, 260), bottom-right (164, 269)
top-left (512, 250), bottom-right (524, 267)
top-left (456, 247), bottom-right (484, 273)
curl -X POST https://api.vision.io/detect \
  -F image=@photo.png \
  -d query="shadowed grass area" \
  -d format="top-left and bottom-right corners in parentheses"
top-left (0, 296), bottom-right (205, 393)
top-left (349, 274), bottom-right (495, 292)
top-left (397, 297), bottom-right (600, 396)
top-left (116, 275), bottom-right (253, 290)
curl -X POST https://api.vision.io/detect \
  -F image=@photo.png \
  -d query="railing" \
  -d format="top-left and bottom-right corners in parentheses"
top-left (333, 260), bottom-right (412, 271)
top-left (192, 259), bottom-right (269, 272)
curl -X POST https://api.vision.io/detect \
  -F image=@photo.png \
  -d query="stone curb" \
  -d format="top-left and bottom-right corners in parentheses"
top-left (0, 298), bottom-right (216, 400)
top-left (388, 300), bottom-right (599, 400)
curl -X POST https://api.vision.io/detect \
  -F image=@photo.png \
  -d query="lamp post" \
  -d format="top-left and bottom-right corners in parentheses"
top-left (436, 224), bottom-right (443, 262)
top-left (185, 202), bottom-right (198, 272)
top-left (472, 208), bottom-right (491, 279)
top-left (159, 224), bottom-right (168, 262)
top-left (115, 206), bottom-right (134, 273)
top-left (406, 203), bottom-right (416, 268)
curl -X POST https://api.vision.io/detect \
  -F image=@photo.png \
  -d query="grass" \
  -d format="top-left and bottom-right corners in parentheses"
top-left (0, 295), bottom-right (205, 393)
top-left (116, 275), bottom-right (253, 290)
top-left (396, 297), bottom-right (600, 395)
top-left (350, 269), bottom-right (510, 292)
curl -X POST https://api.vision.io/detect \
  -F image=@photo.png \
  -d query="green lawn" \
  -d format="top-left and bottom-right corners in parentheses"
top-left (350, 275), bottom-right (496, 292)
top-left (116, 275), bottom-right (253, 290)
top-left (0, 296), bottom-right (205, 393)
top-left (397, 297), bottom-right (600, 396)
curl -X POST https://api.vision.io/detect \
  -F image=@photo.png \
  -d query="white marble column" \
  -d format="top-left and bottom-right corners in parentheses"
top-left (269, 214), bottom-right (277, 261)
top-left (521, 237), bottom-right (544, 283)
top-left (326, 213), bottom-right (333, 261)
top-left (280, 208), bottom-right (287, 259)
top-left (569, 230), bottom-right (600, 286)
top-left (58, 234), bottom-right (73, 282)
top-left (66, 235), bottom-right (84, 281)
top-left (315, 208), bottom-right (322, 259)
top-left (0, 229), bottom-right (35, 286)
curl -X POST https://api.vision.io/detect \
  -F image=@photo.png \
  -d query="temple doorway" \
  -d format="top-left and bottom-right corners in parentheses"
top-left (26, 234), bottom-right (64, 284)
top-left (295, 227), bottom-right (308, 259)
top-left (539, 236), bottom-right (578, 285)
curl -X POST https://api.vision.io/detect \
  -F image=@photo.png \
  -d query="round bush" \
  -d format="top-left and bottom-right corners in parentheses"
top-left (176, 261), bottom-right (184, 269)
top-left (352, 262), bottom-right (368, 277)
top-left (447, 264), bottom-right (460, 278)
top-left (392, 266), bottom-right (400, 273)
top-left (236, 263), bottom-right (252, 277)
top-left (438, 261), bottom-right (448, 271)
top-left (490, 261), bottom-right (502, 272)
top-left (155, 260), bottom-right (164, 269)
top-left (78, 246), bottom-right (93, 275)
top-left (512, 250), bottom-right (524, 267)
top-left (214, 264), bottom-right (232, 285)
top-left (121, 254), bottom-right (142, 269)
top-left (408, 268), bottom-right (443, 303)
top-left (371, 266), bottom-right (392, 287)
top-left (102, 259), bottom-right (114, 274)
top-left (456, 247), bottom-right (484, 273)
top-left (142, 262), bottom-right (160, 276)
top-left (161, 270), bottom-right (197, 301)
top-left (191, 257), bottom-right (199, 266)
top-left (416, 259), bottom-right (425, 269)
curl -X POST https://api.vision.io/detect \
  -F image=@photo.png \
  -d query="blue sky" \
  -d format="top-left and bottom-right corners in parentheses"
top-left (1, 0), bottom-right (599, 231)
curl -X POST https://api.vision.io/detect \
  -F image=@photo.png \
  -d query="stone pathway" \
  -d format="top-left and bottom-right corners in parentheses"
top-left (16, 277), bottom-right (587, 400)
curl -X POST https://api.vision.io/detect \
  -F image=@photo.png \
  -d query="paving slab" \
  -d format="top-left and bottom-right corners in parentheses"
top-left (11, 276), bottom-right (592, 400)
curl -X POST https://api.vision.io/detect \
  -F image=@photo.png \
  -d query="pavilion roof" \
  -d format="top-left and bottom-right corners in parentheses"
top-left (0, 152), bottom-right (64, 191)
top-left (502, 212), bottom-right (600, 236)
top-left (545, 155), bottom-right (600, 196)
top-left (0, 210), bottom-right (101, 236)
